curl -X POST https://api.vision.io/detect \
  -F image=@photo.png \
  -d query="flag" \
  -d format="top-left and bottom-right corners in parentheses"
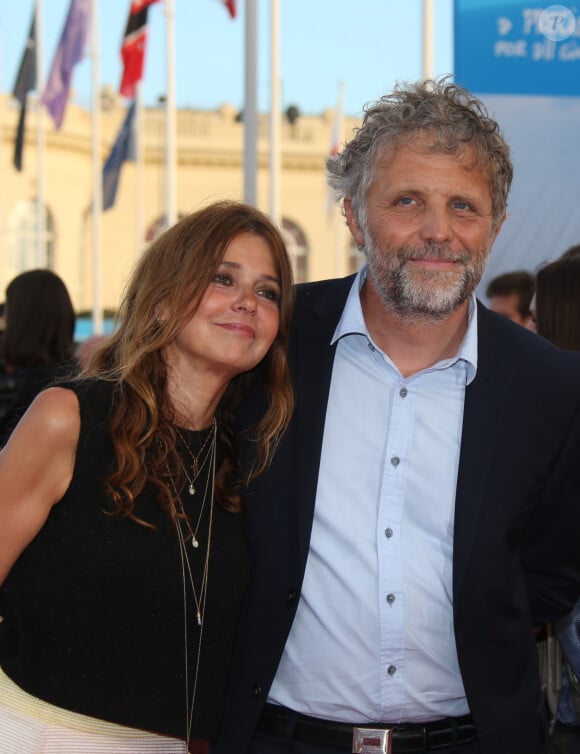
top-left (221, 0), bottom-right (237, 18)
top-left (12, 13), bottom-right (37, 171)
top-left (102, 100), bottom-right (137, 211)
top-left (119, 0), bottom-right (160, 99)
top-left (42, 0), bottom-right (91, 130)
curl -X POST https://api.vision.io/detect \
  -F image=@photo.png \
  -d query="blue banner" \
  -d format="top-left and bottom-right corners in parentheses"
top-left (454, 1), bottom-right (580, 96)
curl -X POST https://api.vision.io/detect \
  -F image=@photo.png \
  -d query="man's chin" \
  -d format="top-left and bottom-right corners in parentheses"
top-left (390, 282), bottom-right (473, 319)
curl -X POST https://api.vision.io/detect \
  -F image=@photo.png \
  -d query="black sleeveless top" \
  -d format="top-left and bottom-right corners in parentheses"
top-left (1, 379), bottom-right (249, 741)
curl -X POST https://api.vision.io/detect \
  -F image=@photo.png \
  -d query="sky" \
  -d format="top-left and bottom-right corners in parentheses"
top-left (1, 0), bottom-right (455, 118)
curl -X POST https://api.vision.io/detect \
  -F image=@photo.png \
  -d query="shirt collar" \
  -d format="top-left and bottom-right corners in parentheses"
top-left (332, 263), bottom-right (478, 384)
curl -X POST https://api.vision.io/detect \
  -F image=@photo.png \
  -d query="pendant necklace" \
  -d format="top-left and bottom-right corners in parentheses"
top-left (175, 420), bottom-right (217, 496)
top-left (166, 422), bottom-right (217, 746)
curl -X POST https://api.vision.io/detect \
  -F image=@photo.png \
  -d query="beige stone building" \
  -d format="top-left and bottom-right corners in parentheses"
top-left (0, 91), bottom-right (363, 320)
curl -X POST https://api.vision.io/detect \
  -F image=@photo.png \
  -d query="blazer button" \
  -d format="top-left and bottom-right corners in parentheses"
top-left (253, 684), bottom-right (262, 697)
top-left (287, 588), bottom-right (297, 602)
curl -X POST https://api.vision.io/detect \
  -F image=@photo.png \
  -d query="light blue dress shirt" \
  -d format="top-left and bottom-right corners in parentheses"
top-left (269, 267), bottom-right (478, 723)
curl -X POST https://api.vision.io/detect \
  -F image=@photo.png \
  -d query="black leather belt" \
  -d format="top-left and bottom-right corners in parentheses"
top-left (258, 704), bottom-right (477, 753)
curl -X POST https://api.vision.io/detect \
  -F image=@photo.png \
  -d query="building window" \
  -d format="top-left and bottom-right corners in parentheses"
top-left (7, 200), bottom-right (55, 278)
top-left (282, 218), bottom-right (308, 283)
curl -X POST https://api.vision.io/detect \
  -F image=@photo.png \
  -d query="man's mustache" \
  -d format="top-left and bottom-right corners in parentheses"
top-left (397, 243), bottom-right (470, 264)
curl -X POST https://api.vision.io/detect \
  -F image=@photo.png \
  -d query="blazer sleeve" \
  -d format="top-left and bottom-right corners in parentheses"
top-left (522, 397), bottom-right (580, 624)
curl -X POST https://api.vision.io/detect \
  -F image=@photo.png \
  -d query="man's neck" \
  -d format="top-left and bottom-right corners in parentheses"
top-left (360, 279), bottom-right (470, 378)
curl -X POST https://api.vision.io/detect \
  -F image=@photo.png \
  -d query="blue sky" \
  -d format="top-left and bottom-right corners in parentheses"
top-left (2, 0), bottom-right (454, 117)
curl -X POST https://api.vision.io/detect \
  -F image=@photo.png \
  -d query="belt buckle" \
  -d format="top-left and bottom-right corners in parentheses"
top-left (352, 727), bottom-right (393, 754)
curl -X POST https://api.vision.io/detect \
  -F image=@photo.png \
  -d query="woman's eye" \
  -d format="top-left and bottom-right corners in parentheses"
top-left (213, 273), bottom-right (232, 285)
top-left (257, 288), bottom-right (280, 303)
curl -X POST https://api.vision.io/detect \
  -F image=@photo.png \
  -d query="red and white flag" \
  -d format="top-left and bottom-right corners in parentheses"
top-left (119, 0), bottom-right (160, 99)
top-left (220, 0), bottom-right (237, 19)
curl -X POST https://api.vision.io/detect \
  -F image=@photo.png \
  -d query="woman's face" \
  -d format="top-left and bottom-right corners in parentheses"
top-left (164, 232), bottom-right (282, 382)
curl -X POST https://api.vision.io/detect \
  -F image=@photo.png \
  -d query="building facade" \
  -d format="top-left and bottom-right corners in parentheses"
top-left (0, 91), bottom-right (363, 317)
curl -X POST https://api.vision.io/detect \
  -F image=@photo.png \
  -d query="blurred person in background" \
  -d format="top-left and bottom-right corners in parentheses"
top-left (536, 257), bottom-right (580, 350)
top-left (534, 255), bottom-right (580, 754)
top-left (559, 244), bottom-right (580, 261)
top-left (0, 270), bottom-right (76, 445)
top-left (0, 303), bottom-right (20, 424)
top-left (485, 270), bottom-right (535, 328)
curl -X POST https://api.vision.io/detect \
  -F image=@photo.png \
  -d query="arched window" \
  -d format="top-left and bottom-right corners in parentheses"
top-left (7, 200), bottom-right (55, 279)
top-left (282, 218), bottom-right (308, 283)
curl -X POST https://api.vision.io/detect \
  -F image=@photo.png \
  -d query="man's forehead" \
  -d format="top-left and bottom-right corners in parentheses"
top-left (380, 132), bottom-right (481, 167)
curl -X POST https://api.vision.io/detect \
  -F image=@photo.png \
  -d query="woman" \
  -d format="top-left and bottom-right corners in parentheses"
top-left (0, 201), bottom-right (294, 753)
top-left (0, 269), bottom-right (76, 444)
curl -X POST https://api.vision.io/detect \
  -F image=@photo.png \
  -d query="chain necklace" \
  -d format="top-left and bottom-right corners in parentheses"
top-left (175, 420), bottom-right (216, 496)
top-left (166, 423), bottom-right (217, 747)
top-left (170, 423), bottom-right (217, 549)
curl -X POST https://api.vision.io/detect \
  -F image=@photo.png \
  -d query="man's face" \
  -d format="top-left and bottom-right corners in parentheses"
top-left (345, 137), bottom-right (504, 320)
top-left (488, 293), bottom-right (531, 328)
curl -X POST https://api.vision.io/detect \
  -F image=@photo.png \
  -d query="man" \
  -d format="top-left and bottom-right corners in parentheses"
top-left (485, 270), bottom-right (535, 328)
top-left (214, 79), bottom-right (580, 754)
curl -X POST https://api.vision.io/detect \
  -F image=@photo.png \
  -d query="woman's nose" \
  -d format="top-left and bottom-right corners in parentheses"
top-left (233, 288), bottom-right (257, 313)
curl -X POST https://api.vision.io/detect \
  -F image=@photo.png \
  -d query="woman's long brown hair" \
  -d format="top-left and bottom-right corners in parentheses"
top-left (81, 200), bottom-right (294, 520)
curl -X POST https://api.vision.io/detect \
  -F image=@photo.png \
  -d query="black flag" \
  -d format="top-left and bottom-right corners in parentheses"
top-left (12, 13), bottom-right (37, 171)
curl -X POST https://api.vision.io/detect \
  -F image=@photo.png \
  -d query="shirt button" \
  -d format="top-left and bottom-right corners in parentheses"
top-left (367, 342), bottom-right (375, 352)
top-left (386, 593), bottom-right (395, 605)
top-left (388, 665), bottom-right (397, 676)
top-left (399, 387), bottom-right (408, 398)
top-left (385, 527), bottom-right (393, 538)
top-left (391, 456), bottom-right (400, 467)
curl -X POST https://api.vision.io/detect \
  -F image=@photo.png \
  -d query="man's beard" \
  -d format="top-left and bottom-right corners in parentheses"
top-left (364, 233), bottom-right (490, 321)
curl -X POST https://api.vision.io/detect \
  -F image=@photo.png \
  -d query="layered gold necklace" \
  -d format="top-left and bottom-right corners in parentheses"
top-left (166, 419), bottom-right (218, 746)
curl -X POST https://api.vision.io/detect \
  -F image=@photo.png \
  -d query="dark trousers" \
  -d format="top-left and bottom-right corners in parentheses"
top-left (547, 722), bottom-right (580, 754)
top-left (248, 728), bottom-right (482, 754)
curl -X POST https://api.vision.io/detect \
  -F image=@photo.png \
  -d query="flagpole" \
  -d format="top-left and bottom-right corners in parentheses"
top-left (423, 0), bottom-right (434, 79)
top-left (135, 83), bottom-right (144, 258)
top-left (91, 0), bottom-right (103, 335)
top-left (35, 0), bottom-right (45, 268)
top-left (165, 0), bottom-right (177, 228)
top-left (244, 0), bottom-right (258, 205)
top-left (268, 0), bottom-right (280, 225)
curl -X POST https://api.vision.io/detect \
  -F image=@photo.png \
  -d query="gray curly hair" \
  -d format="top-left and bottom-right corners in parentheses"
top-left (326, 77), bottom-right (513, 229)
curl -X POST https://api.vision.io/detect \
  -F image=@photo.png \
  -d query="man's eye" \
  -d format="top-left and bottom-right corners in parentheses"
top-left (452, 200), bottom-right (471, 210)
top-left (397, 197), bottom-right (415, 206)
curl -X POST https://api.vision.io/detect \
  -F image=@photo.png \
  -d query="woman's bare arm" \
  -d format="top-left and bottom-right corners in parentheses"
top-left (0, 386), bottom-right (80, 587)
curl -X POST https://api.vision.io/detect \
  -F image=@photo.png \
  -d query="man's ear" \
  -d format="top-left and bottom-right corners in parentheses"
top-left (344, 197), bottom-right (365, 247)
top-left (492, 212), bottom-right (507, 243)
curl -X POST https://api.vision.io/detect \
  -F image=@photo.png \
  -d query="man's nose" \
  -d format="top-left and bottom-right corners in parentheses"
top-left (418, 206), bottom-right (452, 244)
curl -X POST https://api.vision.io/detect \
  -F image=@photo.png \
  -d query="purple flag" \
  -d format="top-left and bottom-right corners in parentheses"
top-left (41, 0), bottom-right (91, 129)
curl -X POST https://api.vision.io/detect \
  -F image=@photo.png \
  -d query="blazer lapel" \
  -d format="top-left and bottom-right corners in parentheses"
top-left (292, 276), bottom-right (355, 567)
top-left (453, 303), bottom-right (515, 598)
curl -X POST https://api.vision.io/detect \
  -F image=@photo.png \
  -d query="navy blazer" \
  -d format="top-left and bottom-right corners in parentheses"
top-left (214, 275), bottom-right (580, 754)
